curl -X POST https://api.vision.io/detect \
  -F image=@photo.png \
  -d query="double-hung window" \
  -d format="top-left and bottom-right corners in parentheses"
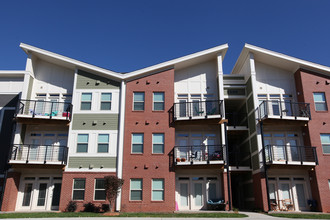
top-left (152, 179), bottom-right (164, 201)
top-left (100, 93), bottom-right (112, 110)
top-left (133, 92), bottom-right (144, 111)
top-left (130, 179), bottom-right (142, 201)
top-left (77, 134), bottom-right (88, 153)
top-left (320, 134), bottom-right (330, 154)
top-left (81, 93), bottom-right (92, 110)
top-left (153, 92), bottom-right (164, 111)
top-left (152, 133), bottom-right (164, 154)
top-left (132, 133), bottom-right (143, 153)
top-left (98, 134), bottom-right (109, 153)
top-left (94, 179), bottom-right (106, 200)
top-left (73, 179), bottom-right (85, 200)
top-left (313, 92), bottom-right (327, 111)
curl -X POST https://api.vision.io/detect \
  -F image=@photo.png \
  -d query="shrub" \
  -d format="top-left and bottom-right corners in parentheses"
top-left (102, 204), bottom-right (110, 212)
top-left (66, 200), bottom-right (77, 212)
top-left (83, 202), bottom-right (96, 212)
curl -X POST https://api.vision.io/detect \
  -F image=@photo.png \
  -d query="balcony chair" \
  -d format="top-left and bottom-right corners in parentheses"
top-left (281, 199), bottom-right (294, 211)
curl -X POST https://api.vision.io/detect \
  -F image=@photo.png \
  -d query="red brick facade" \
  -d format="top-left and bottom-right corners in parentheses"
top-left (295, 69), bottom-right (330, 212)
top-left (1, 172), bottom-right (20, 211)
top-left (121, 69), bottom-right (175, 212)
top-left (59, 172), bottom-right (116, 212)
top-left (253, 172), bottom-right (269, 211)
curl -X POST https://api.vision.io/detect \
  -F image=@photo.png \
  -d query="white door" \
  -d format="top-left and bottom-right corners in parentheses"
top-left (192, 181), bottom-right (204, 210)
top-left (295, 182), bottom-right (308, 211)
top-left (179, 181), bottom-right (190, 210)
top-left (264, 138), bottom-right (272, 161)
top-left (44, 134), bottom-right (55, 161)
top-left (191, 138), bottom-right (202, 161)
top-left (288, 139), bottom-right (299, 162)
top-left (279, 182), bottom-right (293, 210)
top-left (32, 181), bottom-right (49, 210)
top-left (51, 181), bottom-right (62, 210)
top-left (21, 181), bottom-right (35, 210)
top-left (178, 137), bottom-right (188, 161)
top-left (179, 99), bottom-right (187, 118)
top-left (273, 139), bottom-right (286, 161)
top-left (57, 135), bottom-right (68, 162)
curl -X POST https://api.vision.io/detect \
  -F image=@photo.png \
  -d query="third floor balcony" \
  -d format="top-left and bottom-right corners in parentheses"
top-left (16, 99), bottom-right (72, 123)
top-left (171, 100), bottom-right (223, 124)
top-left (258, 100), bottom-right (310, 121)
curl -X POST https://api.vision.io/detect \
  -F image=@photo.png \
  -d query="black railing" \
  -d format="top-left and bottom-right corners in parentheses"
top-left (228, 152), bottom-right (251, 168)
top-left (173, 100), bottom-right (223, 121)
top-left (174, 145), bottom-right (225, 163)
top-left (10, 144), bottom-right (68, 165)
top-left (225, 112), bottom-right (248, 127)
top-left (265, 145), bottom-right (318, 165)
top-left (16, 99), bottom-right (72, 120)
top-left (258, 100), bottom-right (310, 120)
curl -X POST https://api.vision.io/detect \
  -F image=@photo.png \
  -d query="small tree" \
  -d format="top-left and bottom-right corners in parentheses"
top-left (104, 175), bottom-right (124, 212)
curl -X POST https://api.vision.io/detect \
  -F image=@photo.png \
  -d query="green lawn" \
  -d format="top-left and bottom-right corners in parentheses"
top-left (0, 212), bottom-right (247, 218)
top-left (269, 213), bottom-right (330, 219)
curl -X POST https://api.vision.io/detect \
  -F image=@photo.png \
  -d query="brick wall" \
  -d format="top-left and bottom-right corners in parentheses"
top-left (295, 69), bottom-right (330, 212)
top-left (59, 172), bottom-right (116, 212)
top-left (1, 172), bottom-right (20, 211)
top-left (121, 69), bottom-right (175, 212)
top-left (252, 172), bottom-right (268, 211)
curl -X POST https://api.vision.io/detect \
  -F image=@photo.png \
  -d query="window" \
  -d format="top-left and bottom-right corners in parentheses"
top-left (94, 179), bottom-right (106, 200)
top-left (132, 133), bottom-right (143, 153)
top-left (313, 92), bottom-right (327, 111)
top-left (152, 179), bottom-right (164, 201)
top-left (152, 133), bottom-right (164, 154)
top-left (320, 134), bottom-right (330, 154)
top-left (153, 92), bottom-right (164, 111)
top-left (133, 92), bottom-right (144, 111)
top-left (328, 180), bottom-right (330, 190)
top-left (81, 93), bottom-right (92, 110)
top-left (98, 134), bottom-right (109, 153)
top-left (100, 93), bottom-right (112, 110)
top-left (73, 179), bottom-right (85, 200)
top-left (130, 179), bottom-right (142, 200)
top-left (77, 134), bottom-right (88, 153)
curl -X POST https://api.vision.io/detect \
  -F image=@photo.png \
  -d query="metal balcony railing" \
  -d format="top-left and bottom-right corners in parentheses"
top-left (265, 145), bottom-right (318, 165)
top-left (173, 100), bottom-right (223, 121)
top-left (228, 151), bottom-right (251, 168)
top-left (258, 100), bottom-right (311, 120)
top-left (174, 145), bottom-right (225, 163)
top-left (16, 99), bottom-right (72, 120)
top-left (10, 144), bottom-right (68, 165)
top-left (225, 112), bottom-right (248, 127)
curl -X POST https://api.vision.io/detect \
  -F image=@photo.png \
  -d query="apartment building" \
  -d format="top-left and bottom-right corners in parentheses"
top-left (0, 43), bottom-right (330, 213)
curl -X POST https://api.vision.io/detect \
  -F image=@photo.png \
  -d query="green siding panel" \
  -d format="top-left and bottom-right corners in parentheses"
top-left (76, 70), bottom-right (120, 89)
top-left (26, 76), bottom-right (34, 100)
top-left (68, 157), bottom-right (117, 169)
top-left (224, 88), bottom-right (246, 96)
top-left (247, 96), bottom-right (255, 113)
top-left (252, 154), bottom-right (259, 171)
top-left (250, 134), bottom-right (258, 153)
top-left (246, 77), bottom-right (252, 95)
top-left (248, 114), bottom-right (256, 134)
top-left (72, 114), bottom-right (119, 130)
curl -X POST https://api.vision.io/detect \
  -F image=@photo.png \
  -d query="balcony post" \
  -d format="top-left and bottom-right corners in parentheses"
top-left (44, 146), bottom-right (48, 164)
top-left (313, 147), bottom-right (318, 165)
top-left (50, 102), bottom-right (54, 119)
top-left (32, 101), bottom-right (36, 118)
top-left (299, 146), bottom-right (303, 165)
top-left (223, 122), bottom-right (232, 210)
top-left (260, 121), bottom-right (271, 211)
top-left (284, 145), bottom-right (288, 164)
top-left (26, 145), bottom-right (30, 163)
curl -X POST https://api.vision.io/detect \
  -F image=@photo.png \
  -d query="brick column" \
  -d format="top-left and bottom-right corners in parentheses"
top-left (222, 171), bottom-right (231, 210)
top-left (253, 172), bottom-right (268, 211)
top-left (1, 172), bottom-right (21, 211)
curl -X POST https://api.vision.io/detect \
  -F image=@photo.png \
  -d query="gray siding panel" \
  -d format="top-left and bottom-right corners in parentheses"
top-left (0, 94), bottom-right (19, 107)
top-left (26, 76), bottom-right (34, 100)
top-left (68, 157), bottom-right (117, 169)
top-left (72, 114), bottom-right (119, 130)
top-left (76, 70), bottom-right (120, 89)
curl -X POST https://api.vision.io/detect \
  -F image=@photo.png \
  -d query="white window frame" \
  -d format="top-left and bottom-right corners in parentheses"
top-left (130, 179), bottom-right (143, 201)
top-left (94, 179), bottom-right (106, 201)
top-left (320, 134), bottom-right (330, 154)
top-left (72, 178), bottom-right (85, 201)
top-left (152, 133), bottom-right (164, 154)
top-left (132, 133), bottom-right (144, 154)
top-left (100, 93), bottom-right (112, 110)
top-left (81, 93), bottom-right (92, 110)
top-left (77, 134), bottom-right (89, 153)
top-left (151, 179), bottom-right (164, 201)
top-left (313, 92), bottom-right (327, 111)
top-left (153, 92), bottom-right (165, 111)
top-left (98, 134), bottom-right (109, 153)
top-left (133, 92), bottom-right (145, 111)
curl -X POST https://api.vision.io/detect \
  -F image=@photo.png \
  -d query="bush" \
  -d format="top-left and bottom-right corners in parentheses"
top-left (83, 202), bottom-right (96, 212)
top-left (66, 200), bottom-right (77, 212)
top-left (102, 204), bottom-right (110, 212)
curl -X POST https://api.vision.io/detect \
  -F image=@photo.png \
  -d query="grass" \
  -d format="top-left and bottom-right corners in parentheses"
top-left (0, 212), bottom-right (248, 218)
top-left (269, 213), bottom-right (330, 219)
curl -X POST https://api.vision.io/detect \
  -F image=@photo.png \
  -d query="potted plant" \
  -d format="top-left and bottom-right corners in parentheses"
top-left (181, 158), bottom-right (186, 162)
top-left (176, 158), bottom-right (181, 162)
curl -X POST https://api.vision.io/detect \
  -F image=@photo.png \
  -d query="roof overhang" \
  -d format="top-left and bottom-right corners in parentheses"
top-left (231, 44), bottom-right (330, 76)
top-left (0, 70), bottom-right (28, 77)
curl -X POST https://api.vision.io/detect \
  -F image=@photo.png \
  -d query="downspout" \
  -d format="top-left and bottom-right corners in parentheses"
top-left (260, 121), bottom-right (271, 211)
top-left (115, 80), bottom-right (126, 212)
top-left (224, 121), bottom-right (232, 210)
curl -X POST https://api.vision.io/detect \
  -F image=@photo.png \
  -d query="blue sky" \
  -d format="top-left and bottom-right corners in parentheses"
top-left (0, 0), bottom-right (330, 74)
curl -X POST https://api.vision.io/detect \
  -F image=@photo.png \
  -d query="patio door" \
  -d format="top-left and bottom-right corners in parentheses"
top-left (191, 95), bottom-right (201, 116)
top-left (294, 181), bottom-right (309, 211)
top-left (191, 135), bottom-right (202, 161)
top-left (273, 138), bottom-right (286, 161)
top-left (288, 139), bottom-right (299, 162)
top-left (32, 181), bottom-right (49, 210)
top-left (192, 180), bottom-right (204, 210)
top-left (51, 182), bottom-right (62, 210)
top-left (278, 181), bottom-right (293, 210)
top-left (178, 180), bottom-right (190, 210)
top-left (44, 134), bottom-right (55, 161)
top-left (178, 136), bottom-right (188, 161)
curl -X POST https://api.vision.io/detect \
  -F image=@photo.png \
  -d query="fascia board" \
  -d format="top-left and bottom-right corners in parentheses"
top-left (123, 44), bottom-right (229, 80)
top-left (20, 43), bottom-right (124, 80)
top-left (245, 43), bottom-right (330, 73)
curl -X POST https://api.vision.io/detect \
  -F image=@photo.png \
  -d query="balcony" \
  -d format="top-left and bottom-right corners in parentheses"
top-left (9, 144), bottom-right (68, 165)
top-left (171, 100), bottom-right (223, 123)
top-left (16, 99), bottom-right (72, 122)
top-left (174, 145), bottom-right (225, 165)
top-left (258, 100), bottom-right (310, 121)
top-left (228, 151), bottom-right (251, 170)
top-left (265, 145), bottom-right (318, 166)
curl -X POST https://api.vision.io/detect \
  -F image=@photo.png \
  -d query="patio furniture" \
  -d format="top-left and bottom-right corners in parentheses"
top-left (282, 199), bottom-right (294, 211)
top-left (207, 199), bottom-right (226, 210)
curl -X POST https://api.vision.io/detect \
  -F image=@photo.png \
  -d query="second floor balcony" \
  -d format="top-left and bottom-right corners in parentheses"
top-left (16, 99), bottom-right (72, 122)
top-left (9, 144), bottom-right (68, 165)
top-left (172, 100), bottom-right (223, 123)
top-left (258, 100), bottom-right (310, 121)
top-left (174, 145), bottom-right (225, 165)
top-left (265, 145), bottom-right (318, 166)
